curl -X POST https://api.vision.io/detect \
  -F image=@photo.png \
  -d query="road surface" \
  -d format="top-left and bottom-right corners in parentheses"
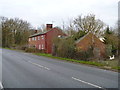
top-left (1, 49), bottom-right (119, 89)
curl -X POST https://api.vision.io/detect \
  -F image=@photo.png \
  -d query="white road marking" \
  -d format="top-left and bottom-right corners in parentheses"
top-left (72, 77), bottom-right (105, 89)
top-left (43, 67), bottom-right (50, 70)
top-left (23, 53), bottom-right (27, 54)
top-left (0, 82), bottom-right (3, 89)
top-left (24, 53), bottom-right (32, 54)
top-left (28, 61), bottom-right (50, 70)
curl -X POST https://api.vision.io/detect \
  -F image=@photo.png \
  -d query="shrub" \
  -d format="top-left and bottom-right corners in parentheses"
top-left (25, 47), bottom-right (45, 53)
top-left (52, 37), bottom-right (94, 61)
top-left (53, 38), bottom-right (75, 59)
top-left (75, 47), bottom-right (94, 61)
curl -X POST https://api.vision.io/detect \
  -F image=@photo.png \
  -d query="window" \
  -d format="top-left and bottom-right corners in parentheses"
top-left (39, 44), bottom-right (41, 49)
top-left (41, 35), bottom-right (44, 39)
top-left (35, 37), bottom-right (36, 41)
top-left (29, 38), bottom-right (31, 41)
top-left (42, 44), bottom-right (44, 49)
top-left (38, 36), bottom-right (40, 40)
top-left (32, 37), bottom-right (34, 41)
top-left (58, 35), bottom-right (61, 38)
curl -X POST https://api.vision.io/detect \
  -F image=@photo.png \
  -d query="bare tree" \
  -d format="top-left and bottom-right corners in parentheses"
top-left (40, 24), bottom-right (46, 32)
top-left (74, 14), bottom-right (106, 37)
top-left (65, 19), bottom-right (77, 36)
top-left (36, 27), bottom-right (43, 33)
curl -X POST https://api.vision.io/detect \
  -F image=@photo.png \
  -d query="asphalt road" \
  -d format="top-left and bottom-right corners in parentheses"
top-left (1, 49), bottom-right (119, 89)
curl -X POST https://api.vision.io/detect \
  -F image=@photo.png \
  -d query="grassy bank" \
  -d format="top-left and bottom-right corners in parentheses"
top-left (3, 47), bottom-right (120, 71)
top-left (34, 53), bottom-right (120, 71)
top-left (3, 47), bottom-right (16, 50)
top-left (35, 53), bottom-right (103, 66)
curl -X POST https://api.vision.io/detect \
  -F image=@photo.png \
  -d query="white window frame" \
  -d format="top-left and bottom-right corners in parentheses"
top-left (32, 37), bottom-right (35, 41)
top-left (35, 37), bottom-right (36, 41)
top-left (39, 44), bottom-right (41, 49)
top-left (42, 44), bottom-right (44, 49)
top-left (58, 35), bottom-right (61, 38)
top-left (38, 36), bottom-right (40, 40)
top-left (41, 35), bottom-right (44, 39)
top-left (29, 38), bottom-right (31, 41)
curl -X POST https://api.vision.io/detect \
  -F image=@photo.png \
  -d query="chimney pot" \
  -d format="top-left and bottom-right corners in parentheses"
top-left (34, 30), bottom-right (37, 33)
top-left (46, 24), bottom-right (53, 30)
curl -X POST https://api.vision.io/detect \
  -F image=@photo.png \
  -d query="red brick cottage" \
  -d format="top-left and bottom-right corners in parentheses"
top-left (29, 24), bottom-right (67, 54)
top-left (75, 32), bottom-right (106, 58)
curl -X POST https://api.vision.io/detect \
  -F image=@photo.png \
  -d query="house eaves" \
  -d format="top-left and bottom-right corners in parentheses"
top-left (29, 30), bottom-right (51, 38)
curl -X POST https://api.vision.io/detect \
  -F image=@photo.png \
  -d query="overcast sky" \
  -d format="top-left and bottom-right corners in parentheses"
top-left (0, 0), bottom-right (119, 28)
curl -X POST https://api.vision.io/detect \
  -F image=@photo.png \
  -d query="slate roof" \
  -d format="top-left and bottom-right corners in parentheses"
top-left (29, 30), bottom-right (51, 38)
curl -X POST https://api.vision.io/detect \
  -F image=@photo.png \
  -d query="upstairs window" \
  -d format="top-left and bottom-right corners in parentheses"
top-left (39, 44), bottom-right (41, 49)
top-left (41, 35), bottom-right (44, 39)
top-left (29, 38), bottom-right (31, 41)
top-left (32, 37), bottom-right (34, 41)
top-left (38, 36), bottom-right (40, 40)
top-left (35, 37), bottom-right (36, 41)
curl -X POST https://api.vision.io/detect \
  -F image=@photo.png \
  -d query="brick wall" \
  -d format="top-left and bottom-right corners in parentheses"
top-left (76, 33), bottom-right (106, 57)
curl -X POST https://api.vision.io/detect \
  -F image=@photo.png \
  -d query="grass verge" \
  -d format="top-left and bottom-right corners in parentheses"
top-left (34, 53), bottom-right (120, 71)
top-left (3, 47), bottom-right (16, 50)
top-left (34, 53), bottom-right (120, 70)
top-left (3, 48), bottom-right (120, 71)
top-left (34, 53), bottom-right (103, 66)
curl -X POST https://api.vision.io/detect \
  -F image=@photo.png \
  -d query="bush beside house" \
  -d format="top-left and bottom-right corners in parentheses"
top-left (52, 32), bottom-right (107, 61)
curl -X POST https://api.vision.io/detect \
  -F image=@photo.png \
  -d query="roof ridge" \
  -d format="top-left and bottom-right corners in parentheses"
top-left (75, 32), bottom-right (92, 44)
top-left (29, 30), bottom-right (51, 37)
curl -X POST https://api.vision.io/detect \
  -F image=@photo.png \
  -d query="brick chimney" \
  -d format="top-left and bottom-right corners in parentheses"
top-left (34, 30), bottom-right (37, 33)
top-left (46, 24), bottom-right (53, 31)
